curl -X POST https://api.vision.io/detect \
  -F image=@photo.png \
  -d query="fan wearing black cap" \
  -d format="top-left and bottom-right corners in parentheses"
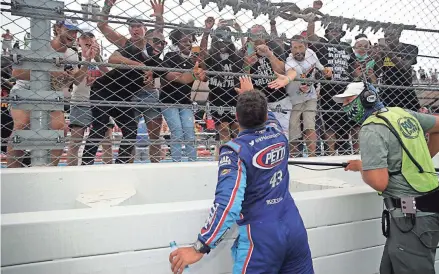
top-left (335, 81), bottom-right (439, 274)
top-left (376, 27), bottom-right (420, 112)
top-left (202, 21), bottom-right (244, 142)
top-left (306, 16), bottom-right (357, 156)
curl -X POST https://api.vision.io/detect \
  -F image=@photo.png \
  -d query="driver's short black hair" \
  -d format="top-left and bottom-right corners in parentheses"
top-left (236, 90), bottom-right (268, 129)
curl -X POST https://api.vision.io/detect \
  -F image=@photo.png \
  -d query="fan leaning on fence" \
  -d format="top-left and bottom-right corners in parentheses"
top-left (67, 28), bottom-right (114, 166)
top-left (7, 19), bottom-right (93, 168)
top-left (202, 19), bottom-right (244, 143)
top-left (81, 0), bottom-right (167, 164)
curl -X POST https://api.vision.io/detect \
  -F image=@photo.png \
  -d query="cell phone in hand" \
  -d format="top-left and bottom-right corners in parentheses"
top-left (221, 19), bottom-right (235, 27)
top-left (64, 64), bottom-right (74, 72)
top-left (247, 42), bottom-right (255, 56)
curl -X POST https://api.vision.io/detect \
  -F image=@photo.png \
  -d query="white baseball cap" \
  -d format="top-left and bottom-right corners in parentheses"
top-left (332, 82), bottom-right (365, 104)
top-left (56, 19), bottom-right (81, 31)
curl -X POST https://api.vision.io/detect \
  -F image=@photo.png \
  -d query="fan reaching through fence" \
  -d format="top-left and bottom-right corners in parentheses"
top-left (0, 0), bottom-right (438, 167)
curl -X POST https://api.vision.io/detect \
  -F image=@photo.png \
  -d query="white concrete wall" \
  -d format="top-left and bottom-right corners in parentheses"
top-left (2, 155), bottom-right (438, 274)
top-left (1, 156), bottom-right (364, 214)
top-left (3, 186), bottom-right (438, 274)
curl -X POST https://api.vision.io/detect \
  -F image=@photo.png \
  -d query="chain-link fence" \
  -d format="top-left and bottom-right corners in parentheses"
top-left (1, 0), bottom-right (438, 167)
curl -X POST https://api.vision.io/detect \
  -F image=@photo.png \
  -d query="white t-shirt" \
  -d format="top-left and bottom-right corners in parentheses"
top-left (12, 48), bottom-right (78, 100)
top-left (285, 48), bottom-right (324, 106)
top-left (71, 65), bottom-right (103, 101)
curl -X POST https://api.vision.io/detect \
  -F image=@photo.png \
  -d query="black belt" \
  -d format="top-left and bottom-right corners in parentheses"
top-left (384, 197), bottom-right (416, 214)
top-left (384, 197), bottom-right (402, 209)
top-left (384, 189), bottom-right (439, 214)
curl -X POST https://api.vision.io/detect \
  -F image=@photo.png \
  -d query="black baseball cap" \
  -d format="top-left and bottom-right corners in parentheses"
top-left (126, 17), bottom-right (144, 25)
top-left (325, 23), bottom-right (346, 37)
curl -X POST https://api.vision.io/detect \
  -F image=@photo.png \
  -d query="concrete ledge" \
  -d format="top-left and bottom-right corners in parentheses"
top-left (1, 156), bottom-right (365, 214)
top-left (2, 187), bottom-right (382, 267)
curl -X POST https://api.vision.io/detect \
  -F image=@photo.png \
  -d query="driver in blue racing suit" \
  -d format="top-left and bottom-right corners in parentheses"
top-left (170, 76), bottom-right (314, 274)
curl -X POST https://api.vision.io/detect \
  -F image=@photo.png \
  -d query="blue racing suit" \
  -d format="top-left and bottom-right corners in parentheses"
top-left (198, 112), bottom-right (314, 274)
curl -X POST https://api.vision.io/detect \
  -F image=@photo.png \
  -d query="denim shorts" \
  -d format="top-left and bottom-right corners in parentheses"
top-left (131, 89), bottom-right (161, 123)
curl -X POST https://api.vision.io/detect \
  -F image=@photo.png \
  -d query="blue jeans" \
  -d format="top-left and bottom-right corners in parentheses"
top-left (162, 108), bottom-right (197, 162)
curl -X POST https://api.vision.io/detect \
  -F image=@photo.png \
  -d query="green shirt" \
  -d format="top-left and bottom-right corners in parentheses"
top-left (359, 110), bottom-right (436, 199)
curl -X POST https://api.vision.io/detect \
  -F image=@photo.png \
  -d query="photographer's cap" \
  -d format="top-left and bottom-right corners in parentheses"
top-left (333, 82), bottom-right (365, 104)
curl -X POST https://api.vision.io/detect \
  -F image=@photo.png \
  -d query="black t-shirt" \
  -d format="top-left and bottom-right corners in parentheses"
top-left (160, 51), bottom-right (195, 105)
top-left (381, 43), bottom-right (417, 87)
top-left (250, 53), bottom-right (287, 103)
top-left (205, 54), bottom-right (243, 107)
top-left (379, 43), bottom-right (419, 111)
top-left (311, 38), bottom-right (356, 110)
top-left (93, 42), bottom-right (165, 99)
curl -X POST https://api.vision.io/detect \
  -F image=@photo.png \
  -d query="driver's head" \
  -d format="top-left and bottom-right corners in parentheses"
top-left (127, 17), bottom-right (146, 41)
top-left (325, 23), bottom-right (345, 42)
top-left (236, 90), bottom-right (268, 129)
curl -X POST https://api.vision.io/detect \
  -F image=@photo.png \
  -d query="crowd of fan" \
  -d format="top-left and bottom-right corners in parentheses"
top-left (1, 0), bottom-right (437, 167)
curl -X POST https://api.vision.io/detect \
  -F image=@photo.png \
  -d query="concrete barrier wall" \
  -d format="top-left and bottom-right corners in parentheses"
top-left (3, 186), bottom-right (438, 274)
top-left (2, 155), bottom-right (439, 273)
top-left (1, 155), bottom-right (364, 214)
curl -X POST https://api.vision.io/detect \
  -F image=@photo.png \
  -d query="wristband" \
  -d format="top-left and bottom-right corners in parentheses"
top-left (244, 66), bottom-right (251, 71)
top-left (192, 72), bottom-right (197, 81)
top-left (287, 75), bottom-right (293, 83)
top-left (102, 4), bottom-right (112, 14)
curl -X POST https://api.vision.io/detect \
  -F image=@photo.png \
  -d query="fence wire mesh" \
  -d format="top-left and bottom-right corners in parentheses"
top-left (1, 0), bottom-right (438, 167)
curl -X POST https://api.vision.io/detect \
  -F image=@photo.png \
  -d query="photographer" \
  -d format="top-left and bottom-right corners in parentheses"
top-left (336, 82), bottom-right (439, 274)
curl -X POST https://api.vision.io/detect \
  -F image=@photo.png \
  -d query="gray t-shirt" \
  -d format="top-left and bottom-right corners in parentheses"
top-left (360, 110), bottom-right (437, 200)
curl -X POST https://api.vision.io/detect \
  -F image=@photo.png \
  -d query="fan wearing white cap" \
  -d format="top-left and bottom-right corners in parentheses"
top-left (335, 81), bottom-right (439, 274)
top-left (7, 19), bottom-right (94, 168)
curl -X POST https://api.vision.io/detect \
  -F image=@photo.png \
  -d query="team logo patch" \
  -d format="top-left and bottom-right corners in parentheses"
top-left (252, 142), bottom-right (286, 169)
top-left (219, 156), bottom-right (231, 166)
top-left (220, 169), bottom-right (231, 176)
top-left (398, 117), bottom-right (419, 139)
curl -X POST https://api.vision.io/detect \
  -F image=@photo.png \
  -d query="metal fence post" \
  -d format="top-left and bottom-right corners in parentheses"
top-left (11, 0), bottom-right (65, 166)
top-left (29, 18), bottom-right (51, 166)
